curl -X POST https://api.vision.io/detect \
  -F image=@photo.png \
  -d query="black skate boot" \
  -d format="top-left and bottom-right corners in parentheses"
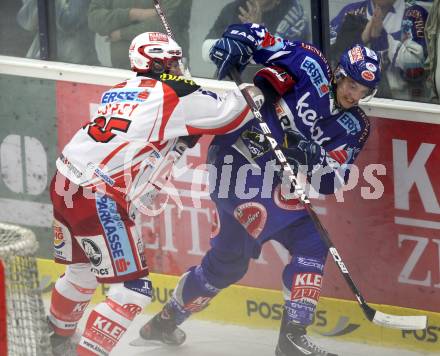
top-left (275, 312), bottom-right (337, 356)
top-left (139, 302), bottom-right (186, 346)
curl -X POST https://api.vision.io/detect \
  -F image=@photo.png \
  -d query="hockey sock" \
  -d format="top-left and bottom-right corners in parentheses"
top-left (49, 267), bottom-right (98, 337)
top-left (77, 277), bottom-right (152, 355)
top-left (170, 265), bottom-right (221, 325)
top-left (282, 255), bottom-right (325, 325)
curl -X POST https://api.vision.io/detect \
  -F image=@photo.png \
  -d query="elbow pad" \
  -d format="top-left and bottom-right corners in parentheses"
top-left (254, 66), bottom-right (295, 98)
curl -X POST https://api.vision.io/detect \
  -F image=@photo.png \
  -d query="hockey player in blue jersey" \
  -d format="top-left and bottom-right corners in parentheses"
top-left (137, 23), bottom-right (381, 356)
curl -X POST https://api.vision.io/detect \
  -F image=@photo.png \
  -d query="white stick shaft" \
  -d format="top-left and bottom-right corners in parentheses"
top-left (153, 0), bottom-right (191, 78)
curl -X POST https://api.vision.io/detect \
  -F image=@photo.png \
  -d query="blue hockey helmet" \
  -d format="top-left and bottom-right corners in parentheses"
top-left (335, 44), bottom-right (381, 92)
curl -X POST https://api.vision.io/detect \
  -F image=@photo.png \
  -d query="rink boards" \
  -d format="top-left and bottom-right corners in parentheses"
top-left (0, 56), bottom-right (439, 354)
top-left (37, 258), bottom-right (440, 354)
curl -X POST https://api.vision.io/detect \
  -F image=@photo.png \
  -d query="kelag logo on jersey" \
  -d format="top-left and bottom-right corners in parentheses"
top-left (337, 112), bottom-right (361, 135)
top-left (300, 57), bottom-right (329, 97)
top-left (95, 194), bottom-right (137, 276)
top-left (296, 92), bottom-right (317, 126)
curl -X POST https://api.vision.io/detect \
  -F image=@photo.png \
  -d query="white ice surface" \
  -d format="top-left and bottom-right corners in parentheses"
top-left (91, 314), bottom-right (436, 356)
top-left (42, 297), bottom-right (436, 356)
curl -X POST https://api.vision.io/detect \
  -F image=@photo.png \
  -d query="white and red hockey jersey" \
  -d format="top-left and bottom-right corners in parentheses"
top-left (56, 73), bottom-right (253, 208)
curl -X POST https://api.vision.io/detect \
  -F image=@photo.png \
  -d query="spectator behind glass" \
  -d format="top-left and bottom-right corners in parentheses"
top-left (201, 0), bottom-right (310, 82)
top-left (1, 0), bottom-right (34, 57)
top-left (17, 0), bottom-right (98, 65)
top-left (88, 0), bottom-right (191, 70)
top-left (425, 0), bottom-right (440, 102)
top-left (330, 0), bottom-right (429, 101)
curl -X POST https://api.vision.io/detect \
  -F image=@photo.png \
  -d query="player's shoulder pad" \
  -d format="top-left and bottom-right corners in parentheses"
top-left (159, 73), bottom-right (201, 97)
top-left (298, 42), bottom-right (332, 79)
top-left (348, 106), bottom-right (370, 144)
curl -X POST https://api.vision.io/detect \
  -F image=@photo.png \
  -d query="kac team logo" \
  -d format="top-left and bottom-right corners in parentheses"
top-left (81, 238), bottom-right (102, 267)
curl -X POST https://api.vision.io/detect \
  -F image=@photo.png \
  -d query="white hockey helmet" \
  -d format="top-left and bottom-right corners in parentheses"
top-left (129, 32), bottom-right (182, 74)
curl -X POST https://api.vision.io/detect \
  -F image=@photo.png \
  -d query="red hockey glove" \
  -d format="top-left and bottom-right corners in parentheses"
top-left (254, 65), bottom-right (295, 97)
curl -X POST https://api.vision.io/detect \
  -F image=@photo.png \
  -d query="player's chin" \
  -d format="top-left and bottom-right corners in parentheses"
top-left (340, 98), bottom-right (357, 110)
top-left (169, 67), bottom-right (183, 76)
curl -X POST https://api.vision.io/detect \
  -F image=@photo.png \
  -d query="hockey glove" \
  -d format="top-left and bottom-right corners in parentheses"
top-left (283, 130), bottom-right (325, 174)
top-left (254, 66), bottom-right (295, 102)
top-left (210, 37), bottom-right (253, 80)
top-left (209, 24), bottom-right (259, 80)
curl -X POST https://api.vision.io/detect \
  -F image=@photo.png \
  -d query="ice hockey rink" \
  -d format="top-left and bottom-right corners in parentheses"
top-left (90, 314), bottom-right (436, 356)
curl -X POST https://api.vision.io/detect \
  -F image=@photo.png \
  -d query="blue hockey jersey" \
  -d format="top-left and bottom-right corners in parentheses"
top-left (208, 25), bottom-right (370, 202)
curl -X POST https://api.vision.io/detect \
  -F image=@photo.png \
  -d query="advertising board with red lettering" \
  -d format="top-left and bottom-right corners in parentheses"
top-left (55, 81), bottom-right (439, 313)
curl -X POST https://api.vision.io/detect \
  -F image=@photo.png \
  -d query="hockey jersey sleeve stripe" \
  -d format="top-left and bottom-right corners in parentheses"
top-left (185, 107), bottom-right (251, 135)
top-left (159, 82), bottom-right (180, 141)
top-left (132, 140), bottom-right (168, 161)
top-left (101, 141), bottom-right (130, 166)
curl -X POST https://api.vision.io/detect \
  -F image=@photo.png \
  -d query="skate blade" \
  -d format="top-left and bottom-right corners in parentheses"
top-left (129, 336), bottom-right (163, 347)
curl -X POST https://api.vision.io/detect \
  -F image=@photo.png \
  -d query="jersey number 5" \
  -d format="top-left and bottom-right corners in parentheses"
top-left (85, 116), bottom-right (131, 143)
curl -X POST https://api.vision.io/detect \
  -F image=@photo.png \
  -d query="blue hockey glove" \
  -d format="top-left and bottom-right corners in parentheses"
top-left (209, 37), bottom-right (253, 80)
top-left (283, 130), bottom-right (325, 174)
top-left (209, 24), bottom-right (260, 80)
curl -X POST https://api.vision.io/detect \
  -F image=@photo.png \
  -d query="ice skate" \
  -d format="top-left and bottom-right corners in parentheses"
top-left (50, 333), bottom-right (78, 356)
top-left (48, 318), bottom-right (78, 356)
top-left (137, 303), bottom-right (186, 346)
top-left (275, 313), bottom-right (337, 356)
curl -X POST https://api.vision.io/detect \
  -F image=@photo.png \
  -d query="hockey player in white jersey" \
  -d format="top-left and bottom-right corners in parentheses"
top-left (48, 31), bottom-right (256, 355)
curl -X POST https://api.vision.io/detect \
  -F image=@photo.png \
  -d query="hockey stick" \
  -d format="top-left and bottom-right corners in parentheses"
top-left (152, 0), bottom-right (191, 78)
top-left (128, 0), bottom-right (200, 213)
top-left (228, 68), bottom-right (427, 331)
top-left (152, 0), bottom-right (199, 149)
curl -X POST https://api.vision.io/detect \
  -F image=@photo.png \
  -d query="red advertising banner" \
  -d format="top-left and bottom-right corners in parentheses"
top-left (56, 81), bottom-right (440, 313)
top-left (320, 118), bottom-right (440, 313)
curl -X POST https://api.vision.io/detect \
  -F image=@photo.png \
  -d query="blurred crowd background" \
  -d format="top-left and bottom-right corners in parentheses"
top-left (1, 0), bottom-right (438, 103)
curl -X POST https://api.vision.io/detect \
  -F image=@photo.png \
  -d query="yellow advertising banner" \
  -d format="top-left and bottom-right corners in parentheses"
top-left (38, 259), bottom-right (439, 353)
